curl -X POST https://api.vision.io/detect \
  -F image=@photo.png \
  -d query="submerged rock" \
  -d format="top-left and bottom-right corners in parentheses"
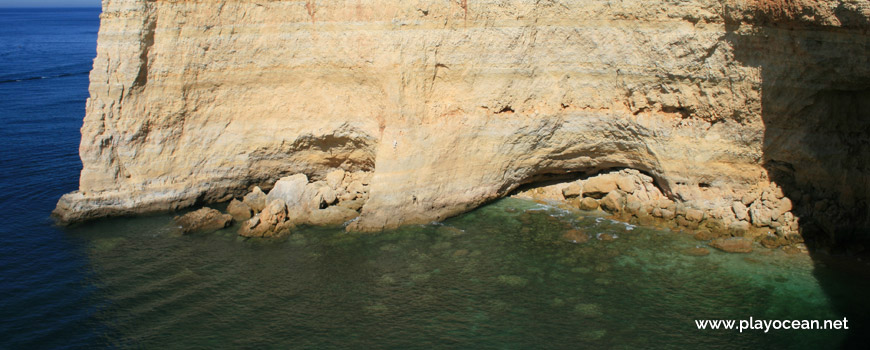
top-left (574, 303), bottom-right (603, 318)
top-left (709, 237), bottom-right (753, 253)
top-left (683, 247), bottom-right (711, 256)
top-left (497, 275), bottom-right (529, 287)
top-left (563, 229), bottom-right (590, 243)
top-left (760, 234), bottom-right (786, 249)
top-left (598, 233), bottom-right (615, 241)
top-left (175, 207), bottom-right (233, 234)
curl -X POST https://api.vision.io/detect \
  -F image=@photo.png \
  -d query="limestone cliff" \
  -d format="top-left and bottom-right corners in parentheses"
top-left (55, 0), bottom-right (870, 249)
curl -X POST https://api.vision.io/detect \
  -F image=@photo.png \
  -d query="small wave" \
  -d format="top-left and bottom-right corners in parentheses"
top-left (0, 71), bottom-right (89, 84)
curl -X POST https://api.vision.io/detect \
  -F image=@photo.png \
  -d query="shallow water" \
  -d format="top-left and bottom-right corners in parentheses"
top-left (1, 7), bottom-right (869, 350)
top-left (38, 199), bottom-right (856, 349)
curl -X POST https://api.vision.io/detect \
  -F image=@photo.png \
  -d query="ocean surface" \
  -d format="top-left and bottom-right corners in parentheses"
top-left (1, 8), bottom-right (869, 349)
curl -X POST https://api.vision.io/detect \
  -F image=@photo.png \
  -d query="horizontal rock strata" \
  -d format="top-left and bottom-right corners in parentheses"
top-left (54, 0), bottom-right (870, 251)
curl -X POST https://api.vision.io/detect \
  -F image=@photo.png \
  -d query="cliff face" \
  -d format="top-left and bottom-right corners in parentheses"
top-left (56, 0), bottom-right (870, 247)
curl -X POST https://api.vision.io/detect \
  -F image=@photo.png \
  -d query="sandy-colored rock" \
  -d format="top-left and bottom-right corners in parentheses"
top-left (50, 0), bottom-right (870, 251)
top-left (578, 197), bottom-right (599, 211)
top-left (325, 169), bottom-right (346, 190)
top-left (562, 183), bottom-right (582, 198)
top-left (239, 199), bottom-right (292, 238)
top-left (319, 186), bottom-right (337, 206)
top-left (709, 237), bottom-right (754, 253)
top-left (729, 220), bottom-right (751, 236)
top-left (175, 207), bottom-right (232, 234)
top-left (266, 174), bottom-right (309, 208)
top-left (226, 199), bottom-right (252, 221)
top-left (685, 209), bottom-right (705, 222)
top-left (582, 176), bottom-right (618, 199)
top-left (624, 196), bottom-right (642, 214)
top-left (615, 177), bottom-right (636, 194)
top-left (338, 198), bottom-right (366, 212)
top-left (307, 206), bottom-right (360, 226)
top-left (599, 191), bottom-right (623, 213)
top-left (732, 201), bottom-right (749, 221)
top-left (243, 187), bottom-right (267, 213)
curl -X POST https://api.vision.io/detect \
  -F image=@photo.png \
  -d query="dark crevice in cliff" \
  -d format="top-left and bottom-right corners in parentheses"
top-left (133, 5), bottom-right (157, 89)
top-left (728, 13), bottom-right (870, 347)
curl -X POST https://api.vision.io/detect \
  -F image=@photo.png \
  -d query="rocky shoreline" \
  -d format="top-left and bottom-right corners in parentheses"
top-left (172, 167), bottom-right (807, 255)
top-left (511, 169), bottom-right (806, 254)
top-left (175, 169), bottom-right (371, 238)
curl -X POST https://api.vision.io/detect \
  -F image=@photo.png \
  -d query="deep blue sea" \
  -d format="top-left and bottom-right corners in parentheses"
top-left (0, 8), bottom-right (104, 349)
top-left (2, 8), bottom-right (870, 350)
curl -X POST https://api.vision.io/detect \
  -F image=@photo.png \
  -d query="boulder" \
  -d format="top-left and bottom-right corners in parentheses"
top-left (582, 175), bottom-right (618, 198)
top-left (325, 169), bottom-right (346, 189)
top-left (578, 197), bottom-right (599, 211)
top-left (346, 180), bottom-right (367, 196)
top-left (660, 208), bottom-right (676, 220)
top-left (239, 199), bottom-right (294, 238)
top-left (624, 196), bottom-right (642, 214)
top-left (562, 183), bottom-right (582, 198)
top-left (656, 199), bottom-right (675, 210)
top-left (302, 182), bottom-right (327, 210)
top-left (307, 206), bottom-right (360, 226)
top-left (226, 199), bottom-right (253, 221)
top-left (243, 186), bottom-right (268, 213)
top-left (729, 220), bottom-right (751, 236)
top-left (773, 197), bottom-right (793, 219)
top-left (760, 234), bottom-right (785, 249)
top-left (685, 209), bottom-right (704, 222)
top-left (338, 198), bottom-right (366, 212)
top-left (259, 199), bottom-right (288, 226)
top-left (731, 201), bottom-right (749, 221)
top-left (599, 191), bottom-right (623, 212)
top-left (266, 174), bottom-right (309, 208)
top-left (175, 207), bottom-right (233, 234)
top-left (615, 176), bottom-right (636, 193)
top-left (709, 237), bottom-right (753, 253)
top-left (319, 186), bottom-right (337, 206)
top-left (749, 203), bottom-right (772, 227)
top-left (693, 230), bottom-right (718, 241)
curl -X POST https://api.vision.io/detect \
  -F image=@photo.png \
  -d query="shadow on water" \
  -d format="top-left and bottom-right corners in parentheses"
top-left (725, 8), bottom-right (870, 348)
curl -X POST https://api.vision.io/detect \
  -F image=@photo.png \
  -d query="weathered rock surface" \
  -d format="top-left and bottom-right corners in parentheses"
top-left (243, 187), bottom-right (267, 213)
top-left (307, 206), bottom-right (359, 226)
top-left (226, 199), bottom-right (252, 221)
top-left (175, 207), bottom-right (232, 234)
top-left (53, 0), bottom-right (870, 250)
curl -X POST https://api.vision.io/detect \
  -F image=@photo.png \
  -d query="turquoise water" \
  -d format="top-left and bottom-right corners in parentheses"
top-left (65, 199), bottom-right (861, 349)
top-left (2, 8), bottom-right (869, 349)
